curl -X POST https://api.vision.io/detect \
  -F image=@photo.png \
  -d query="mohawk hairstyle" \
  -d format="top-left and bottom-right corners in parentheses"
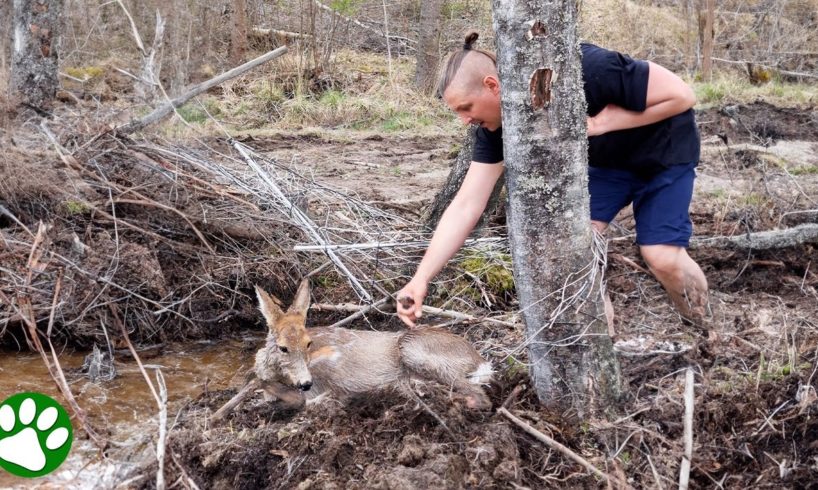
top-left (435, 31), bottom-right (497, 99)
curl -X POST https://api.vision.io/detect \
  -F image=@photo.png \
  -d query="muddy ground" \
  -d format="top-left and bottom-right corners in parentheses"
top-left (2, 101), bottom-right (818, 488)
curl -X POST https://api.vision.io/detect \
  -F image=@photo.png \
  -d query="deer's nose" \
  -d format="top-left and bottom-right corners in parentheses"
top-left (297, 381), bottom-right (312, 392)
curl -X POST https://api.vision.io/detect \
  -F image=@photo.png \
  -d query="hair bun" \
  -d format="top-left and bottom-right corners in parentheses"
top-left (464, 31), bottom-right (479, 50)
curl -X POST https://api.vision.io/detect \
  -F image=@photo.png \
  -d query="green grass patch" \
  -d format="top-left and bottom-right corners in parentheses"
top-left (175, 98), bottom-right (222, 124)
top-left (694, 74), bottom-right (818, 107)
top-left (381, 111), bottom-right (433, 132)
top-left (789, 165), bottom-right (818, 176)
top-left (739, 192), bottom-right (769, 207)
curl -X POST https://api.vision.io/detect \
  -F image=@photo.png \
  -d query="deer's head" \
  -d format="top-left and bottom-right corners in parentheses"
top-left (254, 280), bottom-right (313, 391)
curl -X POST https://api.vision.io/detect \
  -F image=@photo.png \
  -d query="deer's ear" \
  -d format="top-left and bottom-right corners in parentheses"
top-left (288, 279), bottom-right (311, 317)
top-left (255, 285), bottom-right (284, 334)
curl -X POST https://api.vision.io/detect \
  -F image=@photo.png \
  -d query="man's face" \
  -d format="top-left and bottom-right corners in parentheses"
top-left (443, 77), bottom-right (502, 131)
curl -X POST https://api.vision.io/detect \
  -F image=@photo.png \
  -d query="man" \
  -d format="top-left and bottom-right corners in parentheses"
top-left (396, 32), bottom-right (708, 329)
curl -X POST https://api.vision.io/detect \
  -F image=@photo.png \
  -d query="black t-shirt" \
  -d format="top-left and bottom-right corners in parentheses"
top-left (472, 43), bottom-right (700, 177)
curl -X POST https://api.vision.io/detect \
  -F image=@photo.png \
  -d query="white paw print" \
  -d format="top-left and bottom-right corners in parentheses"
top-left (0, 397), bottom-right (70, 472)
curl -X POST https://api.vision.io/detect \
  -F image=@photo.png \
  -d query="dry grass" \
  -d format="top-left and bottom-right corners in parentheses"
top-left (580, 0), bottom-right (690, 60)
top-left (155, 49), bottom-right (460, 139)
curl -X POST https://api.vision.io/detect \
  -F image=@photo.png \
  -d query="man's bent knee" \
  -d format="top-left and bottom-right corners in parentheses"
top-left (640, 244), bottom-right (686, 278)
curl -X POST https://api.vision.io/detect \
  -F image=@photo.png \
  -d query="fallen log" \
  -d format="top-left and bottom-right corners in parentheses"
top-left (689, 223), bottom-right (818, 251)
top-left (118, 45), bottom-right (288, 134)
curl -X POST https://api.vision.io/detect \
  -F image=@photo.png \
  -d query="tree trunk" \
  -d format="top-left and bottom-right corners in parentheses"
top-left (491, 0), bottom-right (621, 419)
top-left (230, 0), bottom-right (249, 66)
top-left (422, 126), bottom-right (505, 231)
top-left (413, 0), bottom-right (443, 94)
top-left (683, 0), bottom-right (692, 74)
top-left (10, 0), bottom-right (64, 111)
top-left (699, 0), bottom-right (715, 80)
top-left (1, 1), bottom-right (10, 75)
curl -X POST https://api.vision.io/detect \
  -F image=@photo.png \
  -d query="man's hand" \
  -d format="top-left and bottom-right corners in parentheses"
top-left (587, 104), bottom-right (619, 137)
top-left (396, 279), bottom-right (427, 328)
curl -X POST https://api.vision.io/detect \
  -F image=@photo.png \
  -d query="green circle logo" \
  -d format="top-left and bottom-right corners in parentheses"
top-left (0, 392), bottom-right (73, 478)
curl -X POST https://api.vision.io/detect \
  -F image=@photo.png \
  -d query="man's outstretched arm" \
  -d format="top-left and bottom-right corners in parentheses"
top-left (396, 161), bottom-right (504, 328)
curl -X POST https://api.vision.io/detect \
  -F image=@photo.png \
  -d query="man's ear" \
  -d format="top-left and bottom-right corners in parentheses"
top-left (483, 75), bottom-right (501, 96)
top-left (288, 279), bottom-right (311, 317)
top-left (255, 285), bottom-right (284, 334)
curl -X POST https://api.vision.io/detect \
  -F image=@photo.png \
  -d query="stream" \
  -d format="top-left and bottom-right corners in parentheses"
top-left (0, 335), bottom-right (261, 488)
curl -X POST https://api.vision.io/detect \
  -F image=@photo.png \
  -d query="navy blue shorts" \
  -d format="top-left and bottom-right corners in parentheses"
top-left (588, 162), bottom-right (697, 247)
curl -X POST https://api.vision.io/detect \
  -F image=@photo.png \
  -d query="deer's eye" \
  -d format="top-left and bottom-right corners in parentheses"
top-left (278, 345), bottom-right (289, 354)
top-left (306, 341), bottom-right (312, 349)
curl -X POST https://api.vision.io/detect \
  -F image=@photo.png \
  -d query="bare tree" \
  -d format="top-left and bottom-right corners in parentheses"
top-left (699, 0), bottom-right (715, 80)
top-left (1, 1), bottom-right (10, 75)
top-left (10, 0), bottom-right (64, 111)
top-left (414, 0), bottom-right (443, 93)
top-left (230, 0), bottom-right (249, 65)
top-left (423, 127), bottom-right (505, 231)
top-left (491, 0), bottom-right (621, 419)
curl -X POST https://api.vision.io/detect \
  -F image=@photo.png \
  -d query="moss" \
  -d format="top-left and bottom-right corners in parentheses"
top-left (62, 200), bottom-right (91, 215)
top-left (65, 66), bottom-right (104, 80)
top-left (460, 250), bottom-right (515, 294)
top-left (505, 355), bottom-right (526, 378)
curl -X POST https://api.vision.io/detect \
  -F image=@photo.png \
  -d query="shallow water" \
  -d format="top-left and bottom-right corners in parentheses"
top-left (0, 336), bottom-right (261, 488)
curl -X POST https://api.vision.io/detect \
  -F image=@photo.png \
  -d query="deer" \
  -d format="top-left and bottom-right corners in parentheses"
top-left (248, 279), bottom-right (493, 411)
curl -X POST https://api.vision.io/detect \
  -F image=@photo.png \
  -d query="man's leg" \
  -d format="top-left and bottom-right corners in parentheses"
top-left (640, 244), bottom-right (709, 325)
top-left (631, 162), bottom-right (709, 325)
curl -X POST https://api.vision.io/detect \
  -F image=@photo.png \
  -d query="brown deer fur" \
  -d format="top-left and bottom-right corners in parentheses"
top-left (253, 280), bottom-right (493, 409)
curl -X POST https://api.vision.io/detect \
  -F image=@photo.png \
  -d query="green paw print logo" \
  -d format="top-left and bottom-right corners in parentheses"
top-left (0, 392), bottom-right (73, 478)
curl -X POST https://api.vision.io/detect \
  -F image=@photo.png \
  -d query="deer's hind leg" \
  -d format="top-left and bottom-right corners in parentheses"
top-left (398, 331), bottom-right (492, 410)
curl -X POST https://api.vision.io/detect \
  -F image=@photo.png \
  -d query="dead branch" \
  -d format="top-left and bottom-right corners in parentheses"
top-left (293, 237), bottom-right (504, 252)
top-left (109, 197), bottom-right (214, 253)
top-left (689, 224), bottom-right (818, 250)
top-left (311, 0), bottom-right (416, 50)
top-left (498, 407), bottom-right (627, 488)
top-left (156, 369), bottom-right (169, 490)
top-left (119, 46), bottom-right (288, 134)
top-left (212, 377), bottom-right (259, 422)
top-left (309, 301), bottom-right (517, 329)
top-left (712, 57), bottom-right (818, 80)
top-left (5, 224), bottom-right (105, 447)
top-left (251, 27), bottom-right (313, 40)
top-left (0, 204), bottom-right (33, 237)
top-left (326, 296), bottom-right (390, 329)
top-left (233, 140), bottom-right (373, 301)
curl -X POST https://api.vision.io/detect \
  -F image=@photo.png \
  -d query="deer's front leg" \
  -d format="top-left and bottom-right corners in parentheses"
top-left (261, 381), bottom-right (306, 410)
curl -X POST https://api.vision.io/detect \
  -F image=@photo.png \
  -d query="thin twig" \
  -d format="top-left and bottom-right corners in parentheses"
top-left (500, 384), bottom-right (525, 409)
top-left (679, 368), bottom-right (695, 490)
top-left (110, 304), bottom-right (161, 403)
top-left (326, 297), bottom-right (390, 329)
top-left (156, 370), bottom-right (168, 490)
top-left (294, 237), bottom-right (504, 252)
top-left (498, 407), bottom-right (623, 487)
